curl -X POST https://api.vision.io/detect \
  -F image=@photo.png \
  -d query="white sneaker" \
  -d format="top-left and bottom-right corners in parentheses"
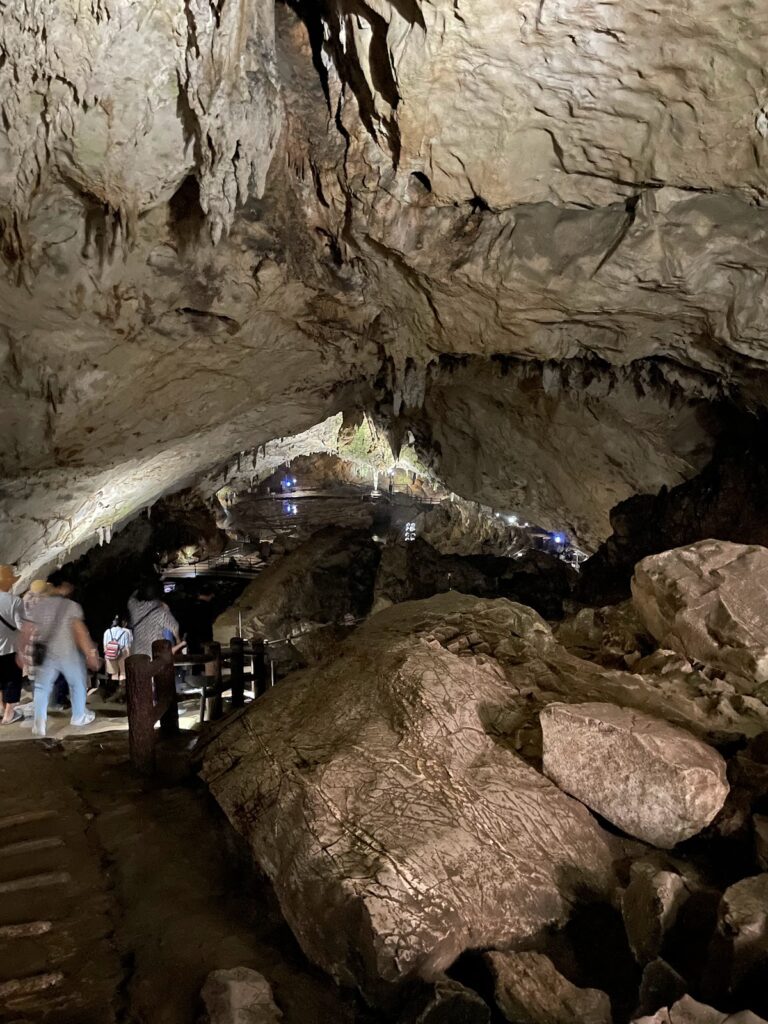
top-left (32, 720), bottom-right (46, 738)
top-left (71, 710), bottom-right (96, 728)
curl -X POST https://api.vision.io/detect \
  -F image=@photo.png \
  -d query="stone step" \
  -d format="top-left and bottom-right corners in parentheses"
top-left (0, 837), bottom-right (64, 858)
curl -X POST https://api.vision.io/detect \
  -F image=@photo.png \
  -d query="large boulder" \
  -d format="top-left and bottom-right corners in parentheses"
top-left (201, 595), bottom-right (620, 998)
top-left (714, 874), bottom-right (768, 994)
top-left (632, 541), bottom-right (768, 689)
top-left (373, 538), bottom-right (575, 620)
top-left (621, 860), bottom-right (690, 964)
top-left (633, 995), bottom-right (767, 1023)
top-left (484, 951), bottom-right (612, 1024)
top-left (214, 526), bottom-right (381, 654)
top-left (201, 968), bottom-right (282, 1024)
top-left (541, 703), bottom-right (729, 847)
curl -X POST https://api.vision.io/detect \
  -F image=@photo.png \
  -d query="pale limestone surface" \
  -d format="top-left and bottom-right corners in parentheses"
top-left (540, 702), bottom-right (729, 847)
top-left (484, 951), bottom-right (612, 1024)
top-left (201, 595), bottom-right (620, 994)
top-left (632, 541), bottom-right (768, 688)
top-left (633, 995), bottom-right (768, 1024)
top-left (201, 967), bottom-right (283, 1024)
top-left (3, 1), bottom-right (768, 569)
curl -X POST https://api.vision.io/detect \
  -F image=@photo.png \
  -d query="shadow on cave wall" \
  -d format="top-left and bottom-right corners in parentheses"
top-left (578, 414), bottom-right (768, 605)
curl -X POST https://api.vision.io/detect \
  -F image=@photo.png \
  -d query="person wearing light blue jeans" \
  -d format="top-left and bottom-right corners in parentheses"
top-left (33, 656), bottom-right (90, 730)
top-left (21, 575), bottom-right (100, 738)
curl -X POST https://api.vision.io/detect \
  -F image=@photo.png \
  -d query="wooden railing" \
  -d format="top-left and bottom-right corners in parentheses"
top-left (125, 637), bottom-right (268, 774)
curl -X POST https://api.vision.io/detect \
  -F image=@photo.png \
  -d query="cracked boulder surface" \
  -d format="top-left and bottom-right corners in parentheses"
top-left (201, 594), bottom-right (623, 999)
top-left (2, 0), bottom-right (768, 574)
top-left (201, 590), bottom-right (768, 998)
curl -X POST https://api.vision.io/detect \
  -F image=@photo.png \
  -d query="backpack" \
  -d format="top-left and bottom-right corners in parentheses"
top-left (104, 629), bottom-right (125, 661)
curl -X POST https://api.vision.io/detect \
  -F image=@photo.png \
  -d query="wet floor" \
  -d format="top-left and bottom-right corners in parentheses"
top-left (0, 734), bottom-right (372, 1023)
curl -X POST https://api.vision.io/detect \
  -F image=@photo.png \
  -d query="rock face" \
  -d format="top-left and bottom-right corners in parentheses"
top-left (373, 539), bottom-right (575, 620)
top-left (632, 541), bottom-right (768, 689)
top-left (633, 996), bottom-right (768, 1024)
top-left (201, 967), bottom-right (283, 1024)
top-left (484, 951), bottom-right (612, 1024)
top-left (202, 595), bottom-right (620, 996)
top-left (4, 0), bottom-right (768, 577)
top-left (715, 874), bottom-right (768, 992)
top-left (579, 439), bottom-right (768, 606)
top-left (540, 702), bottom-right (729, 847)
top-left (214, 526), bottom-right (381, 648)
top-left (621, 860), bottom-right (689, 964)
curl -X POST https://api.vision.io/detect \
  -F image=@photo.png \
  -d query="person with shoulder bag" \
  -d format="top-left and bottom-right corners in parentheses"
top-left (19, 572), bottom-right (100, 738)
top-left (0, 566), bottom-right (25, 724)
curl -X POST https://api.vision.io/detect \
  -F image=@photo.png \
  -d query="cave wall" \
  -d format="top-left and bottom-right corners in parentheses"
top-left (1, 0), bottom-right (768, 572)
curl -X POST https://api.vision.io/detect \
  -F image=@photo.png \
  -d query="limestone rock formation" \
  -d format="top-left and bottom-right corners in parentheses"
top-left (578, 439), bottom-right (768, 606)
top-left (621, 860), bottom-right (690, 964)
top-left (403, 977), bottom-right (491, 1024)
top-left (214, 526), bottom-right (381, 649)
top-left (555, 601), bottom-right (654, 668)
top-left (484, 951), bottom-right (612, 1024)
top-left (755, 817), bottom-right (768, 871)
top-left (201, 967), bottom-right (283, 1024)
top-left (540, 702), bottom-right (729, 847)
top-left (373, 539), bottom-right (575, 619)
top-left (715, 874), bottom-right (768, 993)
top-left (4, 0), bottom-right (768, 579)
top-left (202, 595), bottom-right (620, 996)
top-left (633, 996), bottom-right (768, 1024)
top-left (632, 541), bottom-right (768, 690)
top-left (635, 960), bottom-right (687, 1020)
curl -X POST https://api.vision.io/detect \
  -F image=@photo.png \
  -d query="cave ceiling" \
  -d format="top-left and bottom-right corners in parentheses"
top-left (1, 0), bottom-right (767, 575)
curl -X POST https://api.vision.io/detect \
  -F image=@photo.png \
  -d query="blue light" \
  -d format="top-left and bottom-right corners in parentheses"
top-left (554, 533), bottom-right (564, 544)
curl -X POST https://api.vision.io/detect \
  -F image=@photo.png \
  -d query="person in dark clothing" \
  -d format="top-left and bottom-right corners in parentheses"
top-left (184, 586), bottom-right (216, 678)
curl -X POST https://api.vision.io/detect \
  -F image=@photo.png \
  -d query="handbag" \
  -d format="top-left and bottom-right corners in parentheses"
top-left (31, 599), bottom-right (68, 668)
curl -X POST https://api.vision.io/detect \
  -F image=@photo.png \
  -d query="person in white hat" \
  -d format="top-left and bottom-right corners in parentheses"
top-left (0, 566), bottom-right (24, 724)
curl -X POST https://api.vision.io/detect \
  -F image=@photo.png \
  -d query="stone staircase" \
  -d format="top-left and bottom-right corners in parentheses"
top-left (0, 743), bottom-right (120, 1023)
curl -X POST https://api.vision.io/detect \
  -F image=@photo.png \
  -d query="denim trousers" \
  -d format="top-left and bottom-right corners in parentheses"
top-left (34, 655), bottom-right (88, 730)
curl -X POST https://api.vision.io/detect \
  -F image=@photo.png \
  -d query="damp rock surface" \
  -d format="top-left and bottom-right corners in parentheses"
top-left (201, 594), bottom-right (619, 996)
top-left (632, 541), bottom-right (768, 688)
top-left (540, 702), bottom-right (729, 847)
top-left (484, 950), bottom-right (613, 1024)
top-left (632, 995), bottom-right (768, 1023)
top-left (201, 967), bottom-right (283, 1024)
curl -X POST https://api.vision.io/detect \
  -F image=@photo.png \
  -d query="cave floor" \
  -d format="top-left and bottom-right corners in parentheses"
top-left (0, 735), bottom-right (368, 1024)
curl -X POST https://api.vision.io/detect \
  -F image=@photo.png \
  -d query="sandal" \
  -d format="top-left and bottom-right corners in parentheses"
top-left (3, 709), bottom-right (24, 725)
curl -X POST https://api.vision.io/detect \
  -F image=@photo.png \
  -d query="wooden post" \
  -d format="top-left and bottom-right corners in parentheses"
top-left (126, 654), bottom-right (155, 774)
top-left (229, 637), bottom-right (245, 709)
top-left (152, 639), bottom-right (179, 737)
top-left (252, 639), bottom-right (268, 698)
top-left (204, 641), bottom-right (223, 721)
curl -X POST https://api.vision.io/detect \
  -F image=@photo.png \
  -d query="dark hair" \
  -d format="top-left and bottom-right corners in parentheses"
top-left (135, 578), bottom-right (163, 602)
top-left (47, 569), bottom-right (74, 588)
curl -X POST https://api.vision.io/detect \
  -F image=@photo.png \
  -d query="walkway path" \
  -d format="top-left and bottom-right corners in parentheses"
top-left (0, 742), bottom-right (120, 1023)
top-left (0, 736), bottom-right (370, 1024)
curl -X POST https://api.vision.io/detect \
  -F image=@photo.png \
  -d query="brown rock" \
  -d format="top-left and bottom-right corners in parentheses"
top-left (484, 950), bottom-right (612, 1024)
top-left (622, 861), bottom-right (689, 964)
top-left (403, 977), bottom-right (491, 1024)
top-left (632, 542), bottom-right (768, 689)
top-left (201, 595), bottom-right (619, 996)
top-left (201, 967), bottom-right (283, 1024)
top-left (634, 959), bottom-right (687, 1019)
top-left (540, 702), bottom-right (729, 847)
top-left (632, 994), bottom-right (767, 1023)
top-left (716, 874), bottom-right (768, 990)
top-left (754, 816), bottom-right (768, 871)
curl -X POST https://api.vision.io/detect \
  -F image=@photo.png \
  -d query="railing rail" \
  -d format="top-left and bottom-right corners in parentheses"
top-left (125, 636), bottom-right (268, 774)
